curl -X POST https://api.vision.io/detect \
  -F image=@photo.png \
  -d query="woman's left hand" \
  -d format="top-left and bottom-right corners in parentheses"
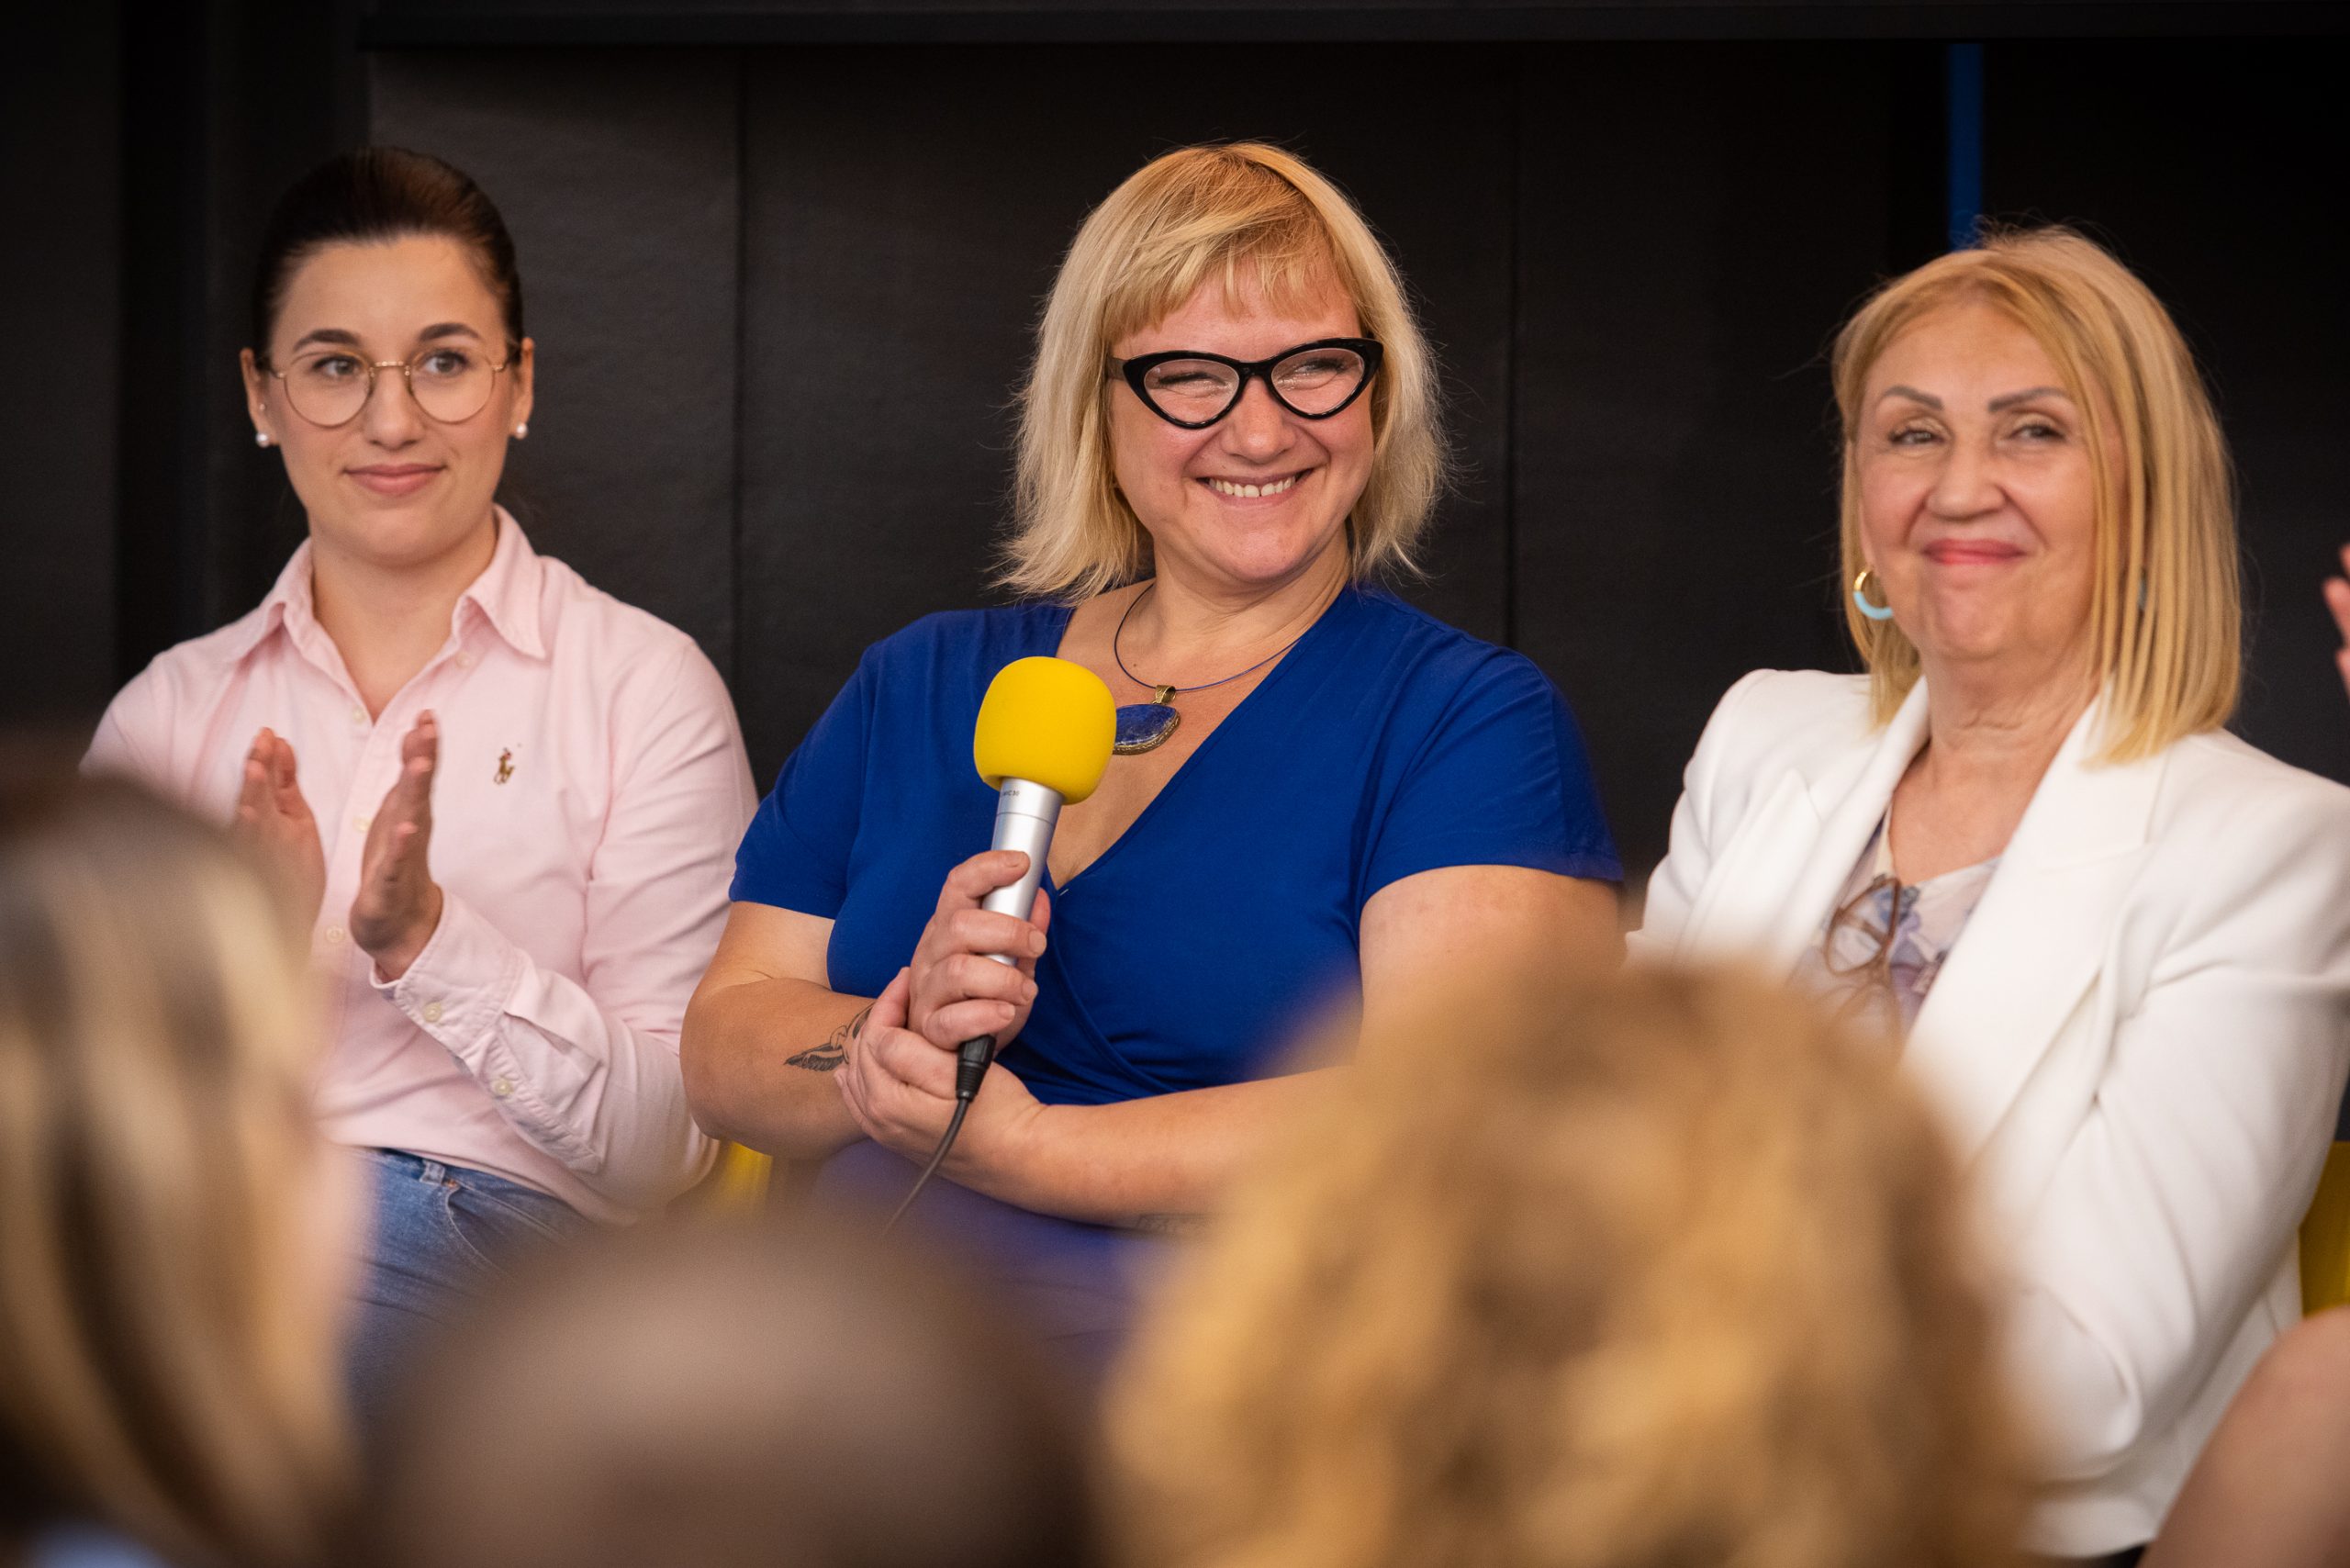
top-left (836, 967), bottom-right (1047, 1186)
top-left (351, 711), bottom-right (446, 981)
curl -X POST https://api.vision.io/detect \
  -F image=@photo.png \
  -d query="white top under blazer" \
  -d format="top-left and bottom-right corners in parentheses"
top-left (1639, 669), bottom-right (2350, 1555)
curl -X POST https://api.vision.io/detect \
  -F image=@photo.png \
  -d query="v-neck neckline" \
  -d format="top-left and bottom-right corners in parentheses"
top-left (1035, 585), bottom-right (1356, 894)
top-left (1874, 801), bottom-right (2003, 893)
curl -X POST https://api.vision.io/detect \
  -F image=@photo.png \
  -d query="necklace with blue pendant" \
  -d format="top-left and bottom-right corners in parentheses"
top-left (1110, 582), bottom-right (1311, 756)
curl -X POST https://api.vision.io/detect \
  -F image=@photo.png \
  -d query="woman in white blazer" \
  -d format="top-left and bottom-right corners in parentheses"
top-left (1639, 228), bottom-right (2350, 1565)
top-left (2137, 569), bottom-right (2350, 1568)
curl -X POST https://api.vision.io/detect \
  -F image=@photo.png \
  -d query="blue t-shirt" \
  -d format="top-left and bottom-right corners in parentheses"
top-left (732, 586), bottom-right (1618, 1362)
top-left (28, 1527), bottom-right (176, 1568)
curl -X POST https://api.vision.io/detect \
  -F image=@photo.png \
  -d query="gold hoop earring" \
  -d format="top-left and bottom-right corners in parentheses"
top-left (1851, 567), bottom-right (1895, 622)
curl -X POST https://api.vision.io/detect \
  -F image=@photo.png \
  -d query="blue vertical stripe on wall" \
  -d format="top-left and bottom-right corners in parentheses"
top-left (1946, 41), bottom-right (1985, 249)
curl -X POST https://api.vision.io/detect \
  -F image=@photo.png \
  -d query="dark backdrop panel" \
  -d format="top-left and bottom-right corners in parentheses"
top-left (1982, 39), bottom-right (2350, 786)
top-left (1514, 43), bottom-right (1932, 884)
top-left (7, 1), bottom-right (351, 733)
top-left (734, 43), bottom-right (1515, 780)
top-left (370, 49), bottom-right (744, 678)
top-left (3, 6), bottom-right (122, 732)
top-left (129, 1), bottom-right (356, 677)
top-left (359, 1), bottom-right (2350, 46)
top-left (330, 35), bottom-right (2350, 876)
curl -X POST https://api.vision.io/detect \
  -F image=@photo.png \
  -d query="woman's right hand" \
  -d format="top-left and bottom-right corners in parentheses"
top-left (232, 727), bottom-right (327, 924)
top-left (906, 850), bottom-right (1051, 1054)
top-left (2325, 543), bottom-right (2350, 701)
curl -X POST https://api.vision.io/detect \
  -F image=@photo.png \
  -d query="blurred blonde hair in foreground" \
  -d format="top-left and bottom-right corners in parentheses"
top-left (0, 777), bottom-right (348, 1568)
top-left (1113, 962), bottom-right (2028, 1568)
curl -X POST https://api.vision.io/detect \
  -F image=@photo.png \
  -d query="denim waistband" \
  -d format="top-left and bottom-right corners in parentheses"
top-left (361, 1147), bottom-right (565, 1211)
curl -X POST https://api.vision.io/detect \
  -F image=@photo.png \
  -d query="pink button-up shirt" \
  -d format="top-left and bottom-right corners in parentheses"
top-left (85, 513), bottom-right (755, 1222)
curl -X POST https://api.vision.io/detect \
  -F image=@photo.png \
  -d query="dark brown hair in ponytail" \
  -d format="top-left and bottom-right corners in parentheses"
top-left (250, 147), bottom-right (522, 357)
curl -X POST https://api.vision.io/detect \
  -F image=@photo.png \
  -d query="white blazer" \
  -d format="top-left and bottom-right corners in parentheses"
top-left (1639, 669), bottom-right (2350, 1555)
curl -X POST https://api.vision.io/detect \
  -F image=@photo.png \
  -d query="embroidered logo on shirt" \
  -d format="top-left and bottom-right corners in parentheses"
top-left (495, 748), bottom-right (516, 785)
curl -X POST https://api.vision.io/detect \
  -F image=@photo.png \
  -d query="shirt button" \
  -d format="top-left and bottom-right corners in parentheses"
top-left (455, 651), bottom-right (477, 669)
top-left (354, 815), bottom-right (372, 834)
top-left (350, 705), bottom-right (367, 728)
top-left (490, 1076), bottom-right (514, 1098)
top-left (323, 925), bottom-right (346, 945)
top-left (422, 1002), bottom-right (444, 1024)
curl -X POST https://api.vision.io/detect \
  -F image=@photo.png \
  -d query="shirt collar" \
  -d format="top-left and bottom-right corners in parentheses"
top-left (217, 543), bottom-right (316, 664)
top-left (218, 507), bottom-right (547, 665)
top-left (455, 507), bottom-right (548, 659)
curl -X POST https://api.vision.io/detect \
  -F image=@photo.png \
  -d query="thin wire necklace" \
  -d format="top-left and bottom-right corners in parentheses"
top-left (1109, 581), bottom-right (1315, 756)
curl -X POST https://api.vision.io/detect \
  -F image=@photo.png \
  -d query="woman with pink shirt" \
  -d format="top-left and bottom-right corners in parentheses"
top-left (84, 148), bottom-right (755, 1413)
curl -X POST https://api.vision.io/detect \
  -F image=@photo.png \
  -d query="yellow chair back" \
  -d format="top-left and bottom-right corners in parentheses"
top-left (702, 1141), bottom-right (774, 1213)
top-left (2302, 1141), bottom-right (2350, 1316)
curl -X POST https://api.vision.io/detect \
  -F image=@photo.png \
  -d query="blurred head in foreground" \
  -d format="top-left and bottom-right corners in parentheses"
top-left (1113, 962), bottom-right (2026, 1568)
top-left (0, 778), bottom-right (352, 1568)
top-left (367, 1216), bottom-right (1102, 1568)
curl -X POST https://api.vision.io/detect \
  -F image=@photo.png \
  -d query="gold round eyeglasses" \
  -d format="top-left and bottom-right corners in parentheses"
top-left (262, 342), bottom-right (516, 428)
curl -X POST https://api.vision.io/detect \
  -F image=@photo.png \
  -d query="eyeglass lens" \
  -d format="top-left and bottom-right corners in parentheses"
top-left (1137, 344), bottom-right (1371, 424)
top-left (281, 347), bottom-right (502, 426)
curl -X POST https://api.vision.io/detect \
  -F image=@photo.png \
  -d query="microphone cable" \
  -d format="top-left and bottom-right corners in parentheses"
top-left (882, 1032), bottom-right (995, 1234)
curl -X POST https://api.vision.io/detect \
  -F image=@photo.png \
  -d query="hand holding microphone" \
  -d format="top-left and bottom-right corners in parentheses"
top-left (877, 656), bottom-right (1114, 1230)
top-left (902, 852), bottom-right (1052, 1060)
top-left (840, 859), bottom-right (1051, 1170)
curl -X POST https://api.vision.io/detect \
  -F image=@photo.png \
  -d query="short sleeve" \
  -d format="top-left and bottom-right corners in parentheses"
top-left (1362, 653), bottom-right (1621, 902)
top-left (729, 648), bottom-right (879, 917)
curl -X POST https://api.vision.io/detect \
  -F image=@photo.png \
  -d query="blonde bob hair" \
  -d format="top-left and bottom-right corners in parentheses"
top-left (0, 778), bottom-right (348, 1568)
top-left (1005, 141), bottom-right (1448, 600)
top-left (1834, 225), bottom-right (2241, 760)
top-left (1112, 961), bottom-right (2027, 1568)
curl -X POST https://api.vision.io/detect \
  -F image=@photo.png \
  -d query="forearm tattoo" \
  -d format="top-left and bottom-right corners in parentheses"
top-left (786, 1005), bottom-right (870, 1074)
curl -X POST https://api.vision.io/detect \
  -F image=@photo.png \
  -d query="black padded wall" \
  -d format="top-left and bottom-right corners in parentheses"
top-left (353, 38), bottom-right (2350, 879)
top-left (1513, 43), bottom-right (1935, 886)
top-left (17, 20), bottom-right (2339, 890)
top-left (1982, 39), bottom-right (2350, 788)
top-left (734, 43), bottom-right (1517, 772)
top-left (3, 8), bottom-right (124, 732)
top-left (371, 50), bottom-right (744, 680)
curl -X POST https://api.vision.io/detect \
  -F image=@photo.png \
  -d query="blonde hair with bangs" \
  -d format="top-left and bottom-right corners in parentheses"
top-left (1005, 142), bottom-right (1447, 600)
top-left (0, 778), bottom-right (349, 1568)
top-left (1834, 226), bottom-right (2241, 760)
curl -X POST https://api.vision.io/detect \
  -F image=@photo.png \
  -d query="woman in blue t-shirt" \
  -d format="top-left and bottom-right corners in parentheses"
top-left (682, 142), bottom-right (1620, 1365)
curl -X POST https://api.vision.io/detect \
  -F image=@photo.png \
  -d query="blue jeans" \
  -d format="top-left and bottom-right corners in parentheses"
top-left (348, 1148), bottom-right (590, 1427)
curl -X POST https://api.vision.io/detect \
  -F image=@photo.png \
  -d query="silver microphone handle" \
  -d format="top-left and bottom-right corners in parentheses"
top-left (978, 777), bottom-right (1062, 968)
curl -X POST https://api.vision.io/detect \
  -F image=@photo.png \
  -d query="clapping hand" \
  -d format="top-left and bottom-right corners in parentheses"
top-left (350, 711), bottom-right (444, 980)
top-left (234, 727), bottom-right (327, 922)
top-left (230, 711), bottom-right (446, 980)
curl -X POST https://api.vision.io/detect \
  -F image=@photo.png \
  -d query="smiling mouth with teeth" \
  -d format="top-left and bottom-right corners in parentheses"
top-left (1204, 473), bottom-right (1304, 499)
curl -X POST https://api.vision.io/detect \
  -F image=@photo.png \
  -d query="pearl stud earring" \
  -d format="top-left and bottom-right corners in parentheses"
top-left (512, 422), bottom-right (529, 441)
top-left (254, 431), bottom-right (272, 448)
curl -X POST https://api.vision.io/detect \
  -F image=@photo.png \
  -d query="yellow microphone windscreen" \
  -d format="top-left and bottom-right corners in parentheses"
top-left (972, 656), bottom-right (1117, 803)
